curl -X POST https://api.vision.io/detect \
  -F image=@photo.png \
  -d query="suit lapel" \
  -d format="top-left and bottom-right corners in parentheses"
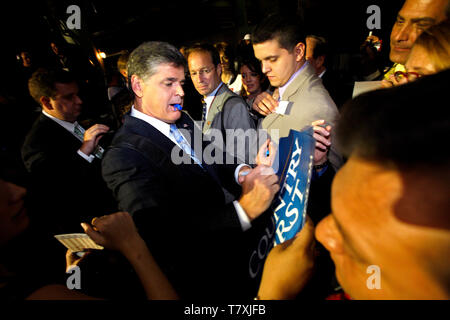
top-left (282, 62), bottom-right (314, 101)
top-left (39, 114), bottom-right (83, 150)
top-left (203, 83), bottom-right (229, 132)
top-left (261, 63), bottom-right (315, 131)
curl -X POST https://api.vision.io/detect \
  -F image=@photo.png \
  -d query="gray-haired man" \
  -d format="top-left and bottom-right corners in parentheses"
top-left (101, 41), bottom-right (279, 299)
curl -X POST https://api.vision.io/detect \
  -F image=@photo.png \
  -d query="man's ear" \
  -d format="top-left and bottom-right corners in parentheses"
top-left (294, 42), bottom-right (306, 62)
top-left (39, 96), bottom-right (53, 110)
top-left (131, 75), bottom-right (144, 98)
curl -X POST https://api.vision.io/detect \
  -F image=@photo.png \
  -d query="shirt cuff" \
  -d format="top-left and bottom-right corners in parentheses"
top-left (235, 164), bottom-right (251, 185)
top-left (233, 200), bottom-right (252, 231)
top-left (77, 149), bottom-right (95, 163)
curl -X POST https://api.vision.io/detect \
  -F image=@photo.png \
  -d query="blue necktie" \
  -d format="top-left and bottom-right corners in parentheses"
top-left (170, 124), bottom-right (203, 167)
top-left (201, 99), bottom-right (207, 128)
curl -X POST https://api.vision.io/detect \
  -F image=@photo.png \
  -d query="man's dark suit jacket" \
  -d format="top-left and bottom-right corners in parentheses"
top-left (102, 112), bottom-right (268, 299)
top-left (21, 114), bottom-right (117, 234)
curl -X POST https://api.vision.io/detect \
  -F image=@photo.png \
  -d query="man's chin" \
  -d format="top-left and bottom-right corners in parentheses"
top-left (389, 50), bottom-right (409, 65)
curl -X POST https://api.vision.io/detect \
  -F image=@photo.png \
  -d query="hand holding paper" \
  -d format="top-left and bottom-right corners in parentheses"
top-left (257, 216), bottom-right (316, 299)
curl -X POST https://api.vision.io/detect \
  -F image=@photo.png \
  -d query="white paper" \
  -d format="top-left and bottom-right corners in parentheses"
top-left (353, 81), bottom-right (382, 98)
top-left (275, 101), bottom-right (290, 115)
top-left (54, 233), bottom-right (103, 252)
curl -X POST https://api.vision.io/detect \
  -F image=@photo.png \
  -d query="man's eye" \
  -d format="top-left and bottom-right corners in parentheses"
top-left (164, 82), bottom-right (173, 87)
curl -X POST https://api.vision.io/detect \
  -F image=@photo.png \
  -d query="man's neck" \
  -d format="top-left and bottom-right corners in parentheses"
top-left (204, 82), bottom-right (223, 99)
top-left (42, 109), bottom-right (76, 124)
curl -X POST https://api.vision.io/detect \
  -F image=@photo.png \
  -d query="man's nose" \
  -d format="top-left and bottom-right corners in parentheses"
top-left (261, 62), bottom-right (270, 74)
top-left (176, 83), bottom-right (184, 97)
top-left (393, 22), bottom-right (412, 42)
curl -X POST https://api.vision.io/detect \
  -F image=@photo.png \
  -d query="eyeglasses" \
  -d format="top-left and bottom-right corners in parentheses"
top-left (189, 66), bottom-right (215, 78)
top-left (394, 71), bottom-right (422, 82)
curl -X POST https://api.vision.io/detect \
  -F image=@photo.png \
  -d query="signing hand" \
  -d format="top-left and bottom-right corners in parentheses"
top-left (238, 165), bottom-right (280, 221)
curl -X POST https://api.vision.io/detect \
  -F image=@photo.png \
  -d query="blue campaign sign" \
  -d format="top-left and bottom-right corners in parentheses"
top-left (272, 128), bottom-right (315, 245)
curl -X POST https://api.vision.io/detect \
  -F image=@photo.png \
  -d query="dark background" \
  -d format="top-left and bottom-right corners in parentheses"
top-left (0, 0), bottom-right (404, 121)
top-left (1, 0), bottom-right (403, 66)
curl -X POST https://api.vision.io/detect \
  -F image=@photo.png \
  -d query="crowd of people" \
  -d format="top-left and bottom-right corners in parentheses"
top-left (1, 0), bottom-right (449, 301)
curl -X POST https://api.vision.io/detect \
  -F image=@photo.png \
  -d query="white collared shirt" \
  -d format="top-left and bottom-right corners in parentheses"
top-left (130, 105), bottom-right (252, 231)
top-left (278, 61), bottom-right (309, 101)
top-left (203, 82), bottom-right (223, 120)
top-left (318, 69), bottom-right (326, 79)
top-left (42, 111), bottom-right (95, 163)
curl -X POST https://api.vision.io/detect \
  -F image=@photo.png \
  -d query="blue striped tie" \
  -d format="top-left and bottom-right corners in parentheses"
top-left (201, 99), bottom-right (207, 128)
top-left (170, 124), bottom-right (203, 167)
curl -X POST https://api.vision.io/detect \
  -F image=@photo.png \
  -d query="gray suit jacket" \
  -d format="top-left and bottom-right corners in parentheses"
top-left (204, 83), bottom-right (257, 164)
top-left (259, 62), bottom-right (342, 169)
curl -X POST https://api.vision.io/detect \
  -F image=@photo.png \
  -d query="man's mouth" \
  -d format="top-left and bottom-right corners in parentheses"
top-left (393, 46), bottom-right (411, 52)
top-left (169, 103), bottom-right (182, 111)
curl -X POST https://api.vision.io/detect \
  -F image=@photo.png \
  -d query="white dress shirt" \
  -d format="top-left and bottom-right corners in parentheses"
top-left (130, 106), bottom-right (252, 231)
top-left (41, 111), bottom-right (95, 163)
top-left (203, 82), bottom-right (224, 120)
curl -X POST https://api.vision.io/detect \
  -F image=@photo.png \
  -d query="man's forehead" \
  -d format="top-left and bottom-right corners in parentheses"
top-left (399, 0), bottom-right (448, 21)
top-left (54, 82), bottom-right (78, 94)
top-left (152, 63), bottom-right (185, 77)
top-left (188, 50), bottom-right (213, 66)
top-left (253, 38), bottom-right (285, 57)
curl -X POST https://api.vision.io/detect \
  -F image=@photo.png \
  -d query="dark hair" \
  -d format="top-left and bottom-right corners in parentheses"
top-left (336, 69), bottom-right (450, 168)
top-left (28, 68), bottom-right (76, 105)
top-left (239, 55), bottom-right (269, 96)
top-left (186, 43), bottom-right (221, 67)
top-left (252, 13), bottom-right (306, 51)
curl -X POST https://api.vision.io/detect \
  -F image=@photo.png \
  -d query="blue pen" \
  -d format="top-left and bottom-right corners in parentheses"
top-left (173, 104), bottom-right (183, 111)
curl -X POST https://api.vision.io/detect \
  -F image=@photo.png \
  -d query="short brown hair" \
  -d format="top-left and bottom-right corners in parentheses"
top-left (28, 68), bottom-right (76, 105)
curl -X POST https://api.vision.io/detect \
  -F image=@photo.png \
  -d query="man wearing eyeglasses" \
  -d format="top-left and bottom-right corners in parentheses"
top-left (186, 43), bottom-right (257, 164)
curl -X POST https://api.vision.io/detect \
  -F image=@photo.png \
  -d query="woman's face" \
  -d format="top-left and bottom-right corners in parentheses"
top-left (405, 45), bottom-right (437, 77)
top-left (241, 64), bottom-right (262, 96)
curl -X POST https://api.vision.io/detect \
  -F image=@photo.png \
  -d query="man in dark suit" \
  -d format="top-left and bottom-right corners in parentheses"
top-left (22, 69), bottom-right (116, 234)
top-left (102, 41), bottom-right (280, 299)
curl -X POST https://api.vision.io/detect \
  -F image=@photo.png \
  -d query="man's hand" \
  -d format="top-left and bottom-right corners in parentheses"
top-left (79, 124), bottom-right (110, 155)
top-left (238, 165), bottom-right (280, 221)
top-left (252, 91), bottom-right (279, 116)
top-left (255, 138), bottom-right (277, 167)
top-left (81, 211), bottom-right (143, 256)
top-left (311, 120), bottom-right (332, 166)
top-left (257, 216), bottom-right (316, 299)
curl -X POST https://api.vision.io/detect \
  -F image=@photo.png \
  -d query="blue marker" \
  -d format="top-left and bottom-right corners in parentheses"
top-left (173, 104), bottom-right (182, 111)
